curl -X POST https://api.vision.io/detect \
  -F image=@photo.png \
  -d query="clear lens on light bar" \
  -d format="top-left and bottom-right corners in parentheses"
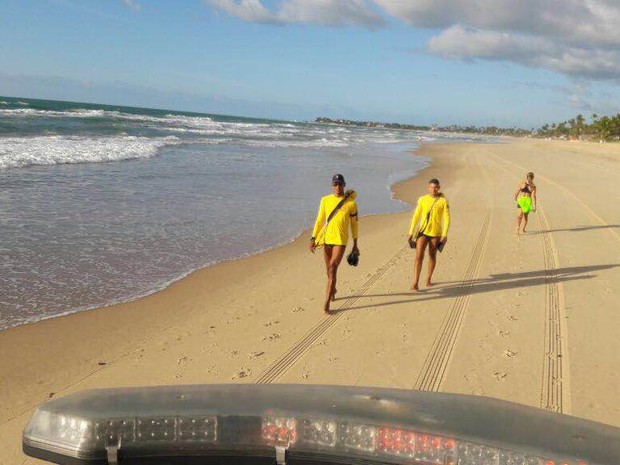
top-left (457, 441), bottom-right (500, 464)
top-left (301, 419), bottom-right (337, 447)
top-left (94, 418), bottom-right (135, 445)
top-left (136, 417), bottom-right (176, 442)
top-left (177, 416), bottom-right (218, 442)
top-left (36, 412), bottom-right (92, 449)
top-left (341, 423), bottom-right (376, 452)
top-left (26, 413), bottom-right (218, 452)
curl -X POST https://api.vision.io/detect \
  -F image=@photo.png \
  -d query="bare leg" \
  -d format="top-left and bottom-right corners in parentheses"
top-left (324, 245), bottom-right (346, 313)
top-left (516, 210), bottom-right (523, 235)
top-left (426, 237), bottom-right (440, 286)
top-left (322, 246), bottom-right (336, 301)
top-left (411, 236), bottom-right (429, 291)
top-left (522, 212), bottom-right (529, 233)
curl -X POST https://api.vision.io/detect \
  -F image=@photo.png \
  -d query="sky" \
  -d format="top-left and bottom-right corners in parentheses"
top-left (1, 0), bottom-right (619, 128)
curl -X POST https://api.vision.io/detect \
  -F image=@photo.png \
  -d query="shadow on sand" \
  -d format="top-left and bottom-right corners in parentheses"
top-left (526, 224), bottom-right (620, 235)
top-left (330, 264), bottom-right (618, 314)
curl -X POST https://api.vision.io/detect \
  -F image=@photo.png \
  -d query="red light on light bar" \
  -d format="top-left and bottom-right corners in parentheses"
top-left (416, 433), bottom-right (432, 452)
top-left (377, 427), bottom-right (415, 455)
top-left (376, 426), bottom-right (457, 460)
top-left (262, 417), bottom-right (297, 446)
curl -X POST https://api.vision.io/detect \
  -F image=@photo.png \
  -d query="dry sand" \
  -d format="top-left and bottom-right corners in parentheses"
top-left (1, 139), bottom-right (619, 464)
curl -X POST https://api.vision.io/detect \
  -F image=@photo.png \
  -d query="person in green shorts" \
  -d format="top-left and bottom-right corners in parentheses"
top-left (309, 174), bottom-right (359, 314)
top-left (514, 171), bottom-right (537, 234)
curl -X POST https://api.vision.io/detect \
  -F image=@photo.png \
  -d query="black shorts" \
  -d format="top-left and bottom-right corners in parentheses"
top-left (419, 234), bottom-right (439, 240)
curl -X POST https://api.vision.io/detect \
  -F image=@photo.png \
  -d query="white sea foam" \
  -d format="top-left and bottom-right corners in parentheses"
top-left (0, 135), bottom-right (180, 169)
top-left (1, 108), bottom-right (109, 118)
top-left (161, 113), bottom-right (215, 126)
top-left (0, 107), bottom-right (213, 125)
top-left (242, 139), bottom-right (350, 148)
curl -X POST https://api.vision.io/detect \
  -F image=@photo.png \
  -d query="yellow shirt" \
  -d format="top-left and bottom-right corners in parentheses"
top-left (312, 193), bottom-right (358, 246)
top-left (409, 194), bottom-right (450, 238)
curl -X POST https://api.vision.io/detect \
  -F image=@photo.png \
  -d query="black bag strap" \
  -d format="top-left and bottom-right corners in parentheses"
top-left (418, 196), bottom-right (440, 236)
top-left (326, 192), bottom-right (351, 224)
top-left (314, 191), bottom-right (354, 247)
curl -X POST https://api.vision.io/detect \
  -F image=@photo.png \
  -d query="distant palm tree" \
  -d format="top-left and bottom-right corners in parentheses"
top-left (575, 114), bottom-right (585, 139)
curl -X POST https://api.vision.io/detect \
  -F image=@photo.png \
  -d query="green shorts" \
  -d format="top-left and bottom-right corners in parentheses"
top-left (517, 196), bottom-right (533, 214)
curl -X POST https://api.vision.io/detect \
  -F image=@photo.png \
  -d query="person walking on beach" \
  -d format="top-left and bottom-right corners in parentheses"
top-left (309, 174), bottom-right (359, 314)
top-left (407, 178), bottom-right (450, 291)
top-left (514, 172), bottom-right (537, 234)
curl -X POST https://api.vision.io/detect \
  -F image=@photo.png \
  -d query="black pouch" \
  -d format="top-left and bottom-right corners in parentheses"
top-left (346, 250), bottom-right (359, 266)
top-left (408, 237), bottom-right (416, 249)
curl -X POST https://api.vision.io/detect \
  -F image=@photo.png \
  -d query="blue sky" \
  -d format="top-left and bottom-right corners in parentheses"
top-left (1, 0), bottom-right (619, 127)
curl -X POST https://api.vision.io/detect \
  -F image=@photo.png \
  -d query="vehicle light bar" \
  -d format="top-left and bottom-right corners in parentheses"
top-left (23, 384), bottom-right (620, 465)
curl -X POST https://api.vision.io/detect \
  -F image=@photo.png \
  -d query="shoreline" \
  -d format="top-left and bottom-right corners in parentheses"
top-left (2, 138), bottom-right (619, 465)
top-left (0, 148), bottom-right (428, 333)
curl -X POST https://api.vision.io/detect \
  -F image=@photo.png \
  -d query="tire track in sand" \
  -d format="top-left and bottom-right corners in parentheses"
top-left (255, 247), bottom-right (406, 384)
top-left (538, 206), bottom-right (571, 414)
top-left (413, 210), bottom-right (492, 392)
top-left (486, 154), bottom-right (571, 414)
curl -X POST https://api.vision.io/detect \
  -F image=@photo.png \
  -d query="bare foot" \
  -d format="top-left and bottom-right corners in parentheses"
top-left (323, 296), bottom-right (332, 313)
top-left (410, 283), bottom-right (419, 291)
top-left (426, 281), bottom-right (434, 287)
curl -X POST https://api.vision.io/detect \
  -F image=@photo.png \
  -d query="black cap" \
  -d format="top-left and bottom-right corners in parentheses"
top-left (332, 174), bottom-right (345, 185)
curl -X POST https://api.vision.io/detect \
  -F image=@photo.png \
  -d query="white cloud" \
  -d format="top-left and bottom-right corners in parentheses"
top-left (428, 26), bottom-right (551, 61)
top-left (429, 26), bottom-right (620, 81)
top-left (375, 0), bottom-right (620, 81)
top-left (374, 0), bottom-right (620, 47)
top-left (278, 0), bottom-right (385, 28)
top-left (204, 0), bottom-right (274, 23)
top-left (122, 0), bottom-right (142, 12)
top-left (203, 0), bottom-right (385, 28)
top-left (204, 0), bottom-right (620, 82)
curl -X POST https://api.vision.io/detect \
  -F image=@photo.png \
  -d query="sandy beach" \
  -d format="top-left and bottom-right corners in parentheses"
top-left (1, 138), bottom-right (619, 464)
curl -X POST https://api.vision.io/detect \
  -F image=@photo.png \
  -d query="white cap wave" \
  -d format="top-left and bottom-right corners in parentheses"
top-left (0, 135), bottom-right (180, 170)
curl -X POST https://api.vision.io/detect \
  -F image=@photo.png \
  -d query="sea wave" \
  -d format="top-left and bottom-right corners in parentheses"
top-left (1, 107), bottom-right (390, 144)
top-left (0, 105), bottom-right (444, 169)
top-left (0, 135), bottom-right (180, 169)
top-left (0, 107), bottom-right (214, 126)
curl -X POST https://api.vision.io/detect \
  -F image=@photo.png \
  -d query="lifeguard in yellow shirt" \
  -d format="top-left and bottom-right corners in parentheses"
top-left (407, 178), bottom-right (450, 291)
top-left (310, 174), bottom-right (359, 314)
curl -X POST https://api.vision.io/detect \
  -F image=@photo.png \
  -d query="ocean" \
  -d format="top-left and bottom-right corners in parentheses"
top-left (0, 96), bottom-right (490, 330)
